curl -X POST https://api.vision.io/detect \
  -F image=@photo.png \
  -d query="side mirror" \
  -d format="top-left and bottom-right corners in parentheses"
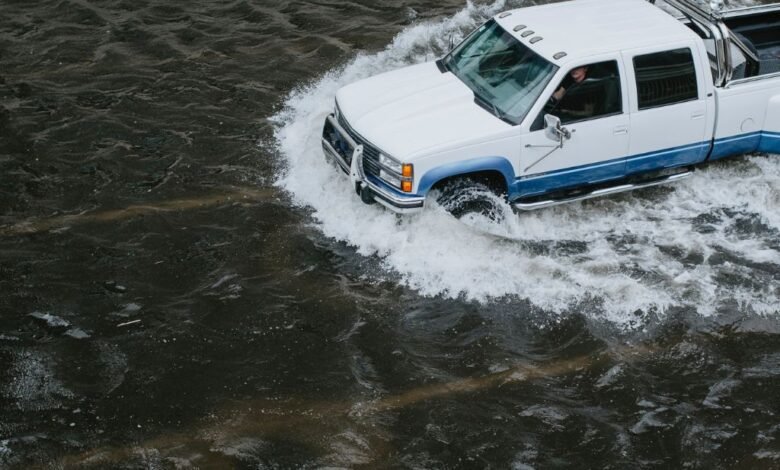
top-left (523, 115), bottom-right (572, 173)
top-left (544, 114), bottom-right (571, 144)
top-left (544, 114), bottom-right (561, 142)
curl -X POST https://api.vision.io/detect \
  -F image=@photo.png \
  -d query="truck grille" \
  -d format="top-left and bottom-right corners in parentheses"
top-left (336, 112), bottom-right (382, 179)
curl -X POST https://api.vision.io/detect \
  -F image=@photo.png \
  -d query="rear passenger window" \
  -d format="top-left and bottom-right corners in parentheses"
top-left (633, 48), bottom-right (698, 109)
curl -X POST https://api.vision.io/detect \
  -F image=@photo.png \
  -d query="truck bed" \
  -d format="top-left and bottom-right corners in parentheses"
top-left (757, 41), bottom-right (780, 75)
top-left (726, 10), bottom-right (780, 76)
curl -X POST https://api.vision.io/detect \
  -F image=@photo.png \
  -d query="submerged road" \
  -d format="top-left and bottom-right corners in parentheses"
top-left (1, 0), bottom-right (778, 468)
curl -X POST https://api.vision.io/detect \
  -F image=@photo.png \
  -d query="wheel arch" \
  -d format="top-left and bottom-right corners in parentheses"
top-left (416, 157), bottom-right (515, 196)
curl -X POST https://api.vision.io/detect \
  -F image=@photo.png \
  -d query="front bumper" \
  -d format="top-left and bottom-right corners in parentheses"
top-left (321, 114), bottom-right (425, 214)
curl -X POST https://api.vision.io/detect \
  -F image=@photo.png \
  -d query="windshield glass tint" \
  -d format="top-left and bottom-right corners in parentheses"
top-left (446, 20), bottom-right (558, 125)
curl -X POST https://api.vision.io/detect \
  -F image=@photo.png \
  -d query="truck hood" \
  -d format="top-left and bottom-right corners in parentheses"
top-left (335, 62), bottom-right (511, 161)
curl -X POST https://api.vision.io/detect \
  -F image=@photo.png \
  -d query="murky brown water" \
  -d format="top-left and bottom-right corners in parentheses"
top-left (1, 0), bottom-right (779, 468)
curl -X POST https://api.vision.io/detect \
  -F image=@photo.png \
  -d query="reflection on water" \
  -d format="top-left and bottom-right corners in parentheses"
top-left (61, 341), bottom-right (655, 466)
top-left (0, 187), bottom-right (274, 236)
top-left (0, 0), bottom-right (778, 468)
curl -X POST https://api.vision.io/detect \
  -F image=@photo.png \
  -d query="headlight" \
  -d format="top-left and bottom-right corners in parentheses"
top-left (379, 153), bottom-right (402, 174)
top-left (377, 152), bottom-right (414, 193)
top-left (379, 167), bottom-right (414, 193)
top-left (379, 169), bottom-right (402, 188)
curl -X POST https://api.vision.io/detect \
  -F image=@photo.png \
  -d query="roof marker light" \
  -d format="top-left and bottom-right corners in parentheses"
top-left (530, 36), bottom-right (543, 44)
top-left (553, 52), bottom-right (568, 60)
top-left (513, 24), bottom-right (527, 32)
top-left (498, 12), bottom-right (512, 18)
top-left (521, 30), bottom-right (534, 38)
top-left (710, 0), bottom-right (724, 13)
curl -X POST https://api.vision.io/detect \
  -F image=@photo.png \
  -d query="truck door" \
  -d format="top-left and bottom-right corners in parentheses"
top-left (517, 59), bottom-right (630, 198)
top-left (622, 46), bottom-right (715, 174)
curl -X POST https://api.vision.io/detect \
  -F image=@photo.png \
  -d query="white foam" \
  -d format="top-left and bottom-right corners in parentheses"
top-left (271, 1), bottom-right (780, 328)
top-left (0, 440), bottom-right (10, 458)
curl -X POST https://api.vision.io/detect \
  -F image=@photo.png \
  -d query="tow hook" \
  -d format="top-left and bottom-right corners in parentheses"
top-left (358, 184), bottom-right (375, 205)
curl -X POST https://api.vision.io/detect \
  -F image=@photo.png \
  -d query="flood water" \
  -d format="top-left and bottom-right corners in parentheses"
top-left (1, 0), bottom-right (779, 468)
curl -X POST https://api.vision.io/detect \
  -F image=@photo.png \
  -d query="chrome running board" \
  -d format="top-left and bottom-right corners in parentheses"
top-left (513, 170), bottom-right (693, 211)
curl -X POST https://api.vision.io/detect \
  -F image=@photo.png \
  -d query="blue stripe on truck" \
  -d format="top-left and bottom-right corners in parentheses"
top-left (512, 156), bottom-right (626, 198)
top-left (625, 141), bottom-right (710, 173)
top-left (759, 131), bottom-right (780, 154)
top-left (416, 131), bottom-right (779, 200)
top-left (708, 131), bottom-right (763, 161)
top-left (511, 141), bottom-right (709, 198)
top-left (509, 131), bottom-right (778, 198)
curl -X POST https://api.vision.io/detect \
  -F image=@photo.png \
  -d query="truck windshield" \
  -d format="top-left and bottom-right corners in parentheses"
top-left (443, 19), bottom-right (558, 125)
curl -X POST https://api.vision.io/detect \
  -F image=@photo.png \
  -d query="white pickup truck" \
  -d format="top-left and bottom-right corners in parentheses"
top-left (321, 0), bottom-right (780, 213)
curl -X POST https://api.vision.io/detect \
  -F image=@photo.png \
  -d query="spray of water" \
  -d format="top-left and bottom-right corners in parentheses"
top-left (271, 0), bottom-right (780, 328)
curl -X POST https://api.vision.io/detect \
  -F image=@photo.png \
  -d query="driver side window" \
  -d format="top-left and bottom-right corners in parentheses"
top-left (530, 60), bottom-right (623, 131)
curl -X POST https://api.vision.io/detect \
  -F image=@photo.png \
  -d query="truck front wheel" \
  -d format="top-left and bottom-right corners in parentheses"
top-left (431, 176), bottom-right (508, 221)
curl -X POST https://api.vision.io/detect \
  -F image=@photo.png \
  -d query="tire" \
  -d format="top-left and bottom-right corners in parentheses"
top-left (434, 178), bottom-right (507, 222)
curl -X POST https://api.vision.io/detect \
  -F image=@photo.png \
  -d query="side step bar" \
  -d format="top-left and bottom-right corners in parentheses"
top-left (513, 170), bottom-right (693, 211)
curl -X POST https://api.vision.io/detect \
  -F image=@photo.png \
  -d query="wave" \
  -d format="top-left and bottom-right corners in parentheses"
top-left (271, 0), bottom-right (780, 328)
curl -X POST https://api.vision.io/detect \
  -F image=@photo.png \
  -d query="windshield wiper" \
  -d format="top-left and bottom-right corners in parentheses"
top-left (458, 50), bottom-right (513, 61)
top-left (471, 83), bottom-right (497, 113)
top-left (473, 91), bottom-right (511, 124)
top-left (436, 57), bottom-right (451, 74)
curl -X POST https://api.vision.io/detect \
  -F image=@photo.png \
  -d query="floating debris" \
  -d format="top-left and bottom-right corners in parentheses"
top-left (28, 312), bottom-right (70, 328)
top-left (64, 328), bottom-right (91, 340)
top-left (103, 281), bottom-right (127, 294)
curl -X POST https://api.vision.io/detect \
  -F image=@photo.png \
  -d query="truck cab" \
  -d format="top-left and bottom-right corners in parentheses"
top-left (321, 0), bottom-right (780, 214)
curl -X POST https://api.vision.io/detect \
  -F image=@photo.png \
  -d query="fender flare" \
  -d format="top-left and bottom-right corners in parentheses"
top-left (416, 157), bottom-right (516, 195)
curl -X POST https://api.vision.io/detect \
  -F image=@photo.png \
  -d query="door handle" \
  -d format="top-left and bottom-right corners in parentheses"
top-left (613, 126), bottom-right (628, 135)
top-left (691, 111), bottom-right (705, 120)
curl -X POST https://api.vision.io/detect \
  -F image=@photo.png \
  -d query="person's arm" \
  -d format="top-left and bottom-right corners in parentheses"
top-left (550, 75), bottom-right (574, 103)
top-left (552, 86), bottom-right (566, 102)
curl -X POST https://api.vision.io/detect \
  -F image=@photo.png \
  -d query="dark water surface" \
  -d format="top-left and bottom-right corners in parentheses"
top-left (1, 0), bottom-right (779, 468)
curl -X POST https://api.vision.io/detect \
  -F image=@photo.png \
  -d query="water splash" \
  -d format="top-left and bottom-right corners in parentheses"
top-left (271, 1), bottom-right (780, 328)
